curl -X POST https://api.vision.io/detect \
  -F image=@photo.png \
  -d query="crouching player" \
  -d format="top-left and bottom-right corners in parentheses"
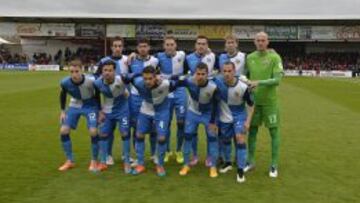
top-left (178, 62), bottom-right (220, 178)
top-left (58, 59), bottom-right (101, 172)
top-left (214, 61), bottom-right (254, 183)
top-left (93, 60), bottom-right (131, 173)
top-left (131, 66), bottom-right (179, 177)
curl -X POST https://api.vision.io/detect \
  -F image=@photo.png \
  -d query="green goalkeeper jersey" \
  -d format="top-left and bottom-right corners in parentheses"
top-left (246, 50), bottom-right (283, 106)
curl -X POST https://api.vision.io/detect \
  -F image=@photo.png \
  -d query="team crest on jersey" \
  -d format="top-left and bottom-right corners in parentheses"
top-left (177, 58), bottom-right (182, 63)
top-left (158, 90), bottom-right (163, 95)
top-left (235, 59), bottom-right (241, 64)
top-left (206, 58), bottom-right (211, 63)
top-left (262, 59), bottom-right (271, 66)
top-left (235, 91), bottom-right (240, 97)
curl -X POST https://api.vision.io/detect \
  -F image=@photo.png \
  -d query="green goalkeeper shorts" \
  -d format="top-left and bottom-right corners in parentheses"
top-left (251, 105), bottom-right (280, 128)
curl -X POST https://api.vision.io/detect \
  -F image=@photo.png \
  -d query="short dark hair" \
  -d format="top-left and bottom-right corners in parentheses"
top-left (223, 61), bottom-right (235, 69)
top-left (101, 60), bottom-right (116, 70)
top-left (196, 62), bottom-right (208, 73)
top-left (137, 37), bottom-right (150, 45)
top-left (163, 35), bottom-right (177, 42)
top-left (69, 59), bottom-right (82, 68)
top-left (142, 65), bottom-right (156, 75)
top-left (196, 35), bottom-right (209, 43)
top-left (111, 36), bottom-right (124, 45)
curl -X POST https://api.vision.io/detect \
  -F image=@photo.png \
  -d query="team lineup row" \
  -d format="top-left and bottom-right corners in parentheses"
top-left (58, 32), bottom-right (283, 183)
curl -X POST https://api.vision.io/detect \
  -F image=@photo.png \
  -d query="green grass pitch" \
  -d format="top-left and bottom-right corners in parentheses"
top-left (0, 71), bottom-right (359, 203)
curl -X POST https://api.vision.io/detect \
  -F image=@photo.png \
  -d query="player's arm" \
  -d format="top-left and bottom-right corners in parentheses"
top-left (169, 74), bottom-right (189, 89)
top-left (251, 55), bottom-right (283, 88)
top-left (209, 88), bottom-right (219, 133)
top-left (243, 88), bottom-right (255, 132)
top-left (121, 72), bottom-right (142, 84)
top-left (93, 84), bottom-right (105, 123)
top-left (59, 85), bottom-right (67, 122)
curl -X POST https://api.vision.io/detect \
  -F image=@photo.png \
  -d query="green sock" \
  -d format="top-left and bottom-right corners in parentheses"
top-left (269, 127), bottom-right (280, 168)
top-left (247, 126), bottom-right (258, 164)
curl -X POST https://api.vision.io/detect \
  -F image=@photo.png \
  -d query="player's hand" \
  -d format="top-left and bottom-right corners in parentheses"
top-left (127, 52), bottom-right (137, 65)
top-left (98, 111), bottom-right (106, 123)
top-left (124, 90), bottom-right (129, 98)
top-left (249, 81), bottom-right (259, 89)
top-left (209, 123), bottom-right (218, 134)
top-left (59, 111), bottom-right (66, 123)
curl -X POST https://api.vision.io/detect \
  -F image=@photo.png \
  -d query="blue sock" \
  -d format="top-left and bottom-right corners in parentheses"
top-left (122, 135), bottom-right (131, 164)
top-left (176, 122), bottom-right (184, 152)
top-left (107, 131), bottom-right (114, 156)
top-left (91, 135), bottom-right (99, 161)
top-left (61, 134), bottom-right (73, 162)
top-left (135, 137), bottom-right (145, 165)
top-left (157, 140), bottom-right (167, 166)
top-left (99, 136), bottom-right (108, 163)
top-left (150, 132), bottom-right (157, 156)
top-left (192, 133), bottom-right (198, 156)
top-left (183, 134), bottom-right (193, 166)
top-left (208, 135), bottom-right (219, 167)
top-left (236, 143), bottom-right (247, 169)
top-left (223, 140), bottom-right (232, 163)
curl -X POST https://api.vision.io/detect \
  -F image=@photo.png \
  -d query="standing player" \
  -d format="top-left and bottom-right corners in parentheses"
top-left (93, 60), bottom-right (131, 173)
top-left (156, 35), bottom-right (187, 164)
top-left (245, 32), bottom-right (283, 178)
top-left (97, 36), bottom-right (129, 165)
top-left (217, 35), bottom-right (248, 165)
top-left (128, 38), bottom-right (159, 165)
top-left (130, 66), bottom-right (179, 177)
top-left (58, 59), bottom-right (100, 172)
top-left (185, 35), bottom-right (217, 166)
top-left (177, 62), bottom-right (220, 178)
top-left (214, 61), bottom-right (254, 183)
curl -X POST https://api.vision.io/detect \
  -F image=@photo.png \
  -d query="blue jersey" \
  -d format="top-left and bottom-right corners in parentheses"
top-left (129, 55), bottom-right (159, 95)
top-left (98, 55), bottom-right (129, 76)
top-left (218, 51), bottom-right (246, 76)
top-left (132, 77), bottom-right (176, 116)
top-left (93, 75), bottom-right (129, 116)
top-left (213, 76), bottom-right (253, 123)
top-left (178, 77), bottom-right (218, 116)
top-left (156, 51), bottom-right (187, 99)
top-left (60, 74), bottom-right (98, 109)
top-left (185, 52), bottom-right (217, 75)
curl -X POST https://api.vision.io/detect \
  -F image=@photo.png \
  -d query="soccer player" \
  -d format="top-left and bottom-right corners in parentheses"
top-left (217, 34), bottom-right (248, 165)
top-left (93, 60), bottom-right (131, 173)
top-left (128, 38), bottom-right (159, 165)
top-left (97, 36), bottom-right (129, 165)
top-left (245, 32), bottom-right (283, 178)
top-left (58, 59), bottom-right (101, 172)
top-left (214, 61), bottom-right (254, 183)
top-left (130, 66), bottom-right (179, 177)
top-left (178, 62), bottom-right (219, 178)
top-left (185, 35), bottom-right (217, 167)
top-left (156, 35), bottom-right (187, 164)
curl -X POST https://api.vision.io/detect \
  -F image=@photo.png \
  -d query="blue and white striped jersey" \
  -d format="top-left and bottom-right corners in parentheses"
top-left (218, 51), bottom-right (246, 77)
top-left (93, 75), bottom-right (129, 115)
top-left (213, 76), bottom-right (254, 123)
top-left (185, 52), bottom-right (217, 75)
top-left (60, 74), bottom-right (98, 109)
top-left (129, 55), bottom-right (159, 95)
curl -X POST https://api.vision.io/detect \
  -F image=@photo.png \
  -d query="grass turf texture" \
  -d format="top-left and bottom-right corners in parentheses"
top-left (0, 71), bottom-right (359, 203)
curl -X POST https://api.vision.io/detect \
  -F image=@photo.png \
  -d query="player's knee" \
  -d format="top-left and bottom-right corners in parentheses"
top-left (158, 136), bottom-right (166, 144)
top-left (99, 132), bottom-right (108, 138)
top-left (136, 132), bottom-right (145, 140)
top-left (221, 137), bottom-right (232, 145)
top-left (89, 128), bottom-right (97, 137)
top-left (121, 131), bottom-right (130, 141)
top-left (60, 126), bottom-right (70, 135)
top-left (236, 135), bottom-right (246, 144)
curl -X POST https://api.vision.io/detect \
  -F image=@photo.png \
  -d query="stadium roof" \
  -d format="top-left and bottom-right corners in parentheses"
top-left (1, 0), bottom-right (360, 21)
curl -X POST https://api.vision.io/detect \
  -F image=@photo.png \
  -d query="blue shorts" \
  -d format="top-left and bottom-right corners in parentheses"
top-left (99, 113), bottom-right (130, 136)
top-left (184, 110), bottom-right (213, 135)
top-left (219, 114), bottom-right (247, 139)
top-left (137, 110), bottom-right (170, 138)
top-left (62, 107), bottom-right (98, 129)
top-left (129, 94), bottom-right (142, 128)
top-left (169, 88), bottom-right (187, 121)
